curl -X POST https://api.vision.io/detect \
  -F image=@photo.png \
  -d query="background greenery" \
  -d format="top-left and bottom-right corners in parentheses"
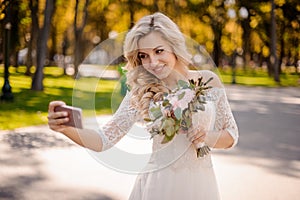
top-left (0, 0), bottom-right (299, 90)
top-left (0, 66), bottom-right (118, 129)
top-left (0, 0), bottom-right (299, 130)
top-left (0, 65), bottom-right (298, 130)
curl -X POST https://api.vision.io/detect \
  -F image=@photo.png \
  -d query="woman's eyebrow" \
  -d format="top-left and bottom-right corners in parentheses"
top-left (137, 51), bottom-right (146, 55)
top-left (139, 45), bottom-right (164, 51)
top-left (138, 45), bottom-right (164, 54)
top-left (153, 45), bottom-right (163, 50)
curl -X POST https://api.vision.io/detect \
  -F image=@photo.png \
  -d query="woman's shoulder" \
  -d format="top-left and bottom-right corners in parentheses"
top-left (188, 70), bottom-right (224, 88)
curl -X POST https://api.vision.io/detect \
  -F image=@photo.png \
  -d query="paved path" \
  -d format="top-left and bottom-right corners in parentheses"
top-left (0, 85), bottom-right (299, 200)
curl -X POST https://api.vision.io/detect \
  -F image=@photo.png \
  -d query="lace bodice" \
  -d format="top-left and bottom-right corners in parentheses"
top-left (98, 87), bottom-right (239, 162)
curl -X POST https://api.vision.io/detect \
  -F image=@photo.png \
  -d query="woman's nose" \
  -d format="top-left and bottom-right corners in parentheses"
top-left (149, 55), bottom-right (159, 66)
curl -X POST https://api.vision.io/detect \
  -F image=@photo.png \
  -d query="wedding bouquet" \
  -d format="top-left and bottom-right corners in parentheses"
top-left (145, 77), bottom-right (213, 157)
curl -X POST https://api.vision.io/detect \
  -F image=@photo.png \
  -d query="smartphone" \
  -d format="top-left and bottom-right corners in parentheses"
top-left (54, 105), bottom-right (83, 129)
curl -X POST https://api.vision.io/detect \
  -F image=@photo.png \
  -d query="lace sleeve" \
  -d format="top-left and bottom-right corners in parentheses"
top-left (213, 88), bottom-right (239, 147)
top-left (98, 91), bottom-right (138, 151)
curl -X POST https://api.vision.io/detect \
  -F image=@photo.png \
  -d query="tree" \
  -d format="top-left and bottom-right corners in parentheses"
top-left (280, 0), bottom-right (300, 74)
top-left (73, 0), bottom-right (89, 78)
top-left (1, 0), bottom-right (14, 101)
top-left (26, 0), bottom-right (38, 75)
top-left (0, 0), bottom-right (21, 68)
top-left (205, 1), bottom-right (226, 67)
top-left (270, 0), bottom-right (279, 83)
top-left (10, 0), bottom-right (21, 68)
top-left (31, 0), bottom-right (56, 90)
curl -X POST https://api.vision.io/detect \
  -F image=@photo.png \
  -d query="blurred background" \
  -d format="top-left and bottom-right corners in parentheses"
top-left (1, 0), bottom-right (299, 129)
top-left (1, 0), bottom-right (300, 88)
top-left (0, 1), bottom-right (300, 200)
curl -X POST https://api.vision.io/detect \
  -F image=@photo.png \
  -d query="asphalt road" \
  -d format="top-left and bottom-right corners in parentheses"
top-left (0, 85), bottom-right (299, 200)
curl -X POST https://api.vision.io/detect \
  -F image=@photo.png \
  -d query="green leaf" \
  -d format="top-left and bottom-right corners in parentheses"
top-left (162, 100), bottom-right (170, 106)
top-left (174, 107), bottom-right (182, 120)
top-left (163, 92), bottom-right (169, 97)
top-left (161, 118), bottom-right (175, 137)
top-left (178, 91), bottom-right (185, 100)
top-left (175, 123), bottom-right (180, 132)
top-left (177, 80), bottom-right (189, 88)
top-left (161, 133), bottom-right (175, 144)
top-left (185, 118), bottom-right (192, 127)
top-left (183, 109), bottom-right (190, 116)
top-left (161, 135), bottom-right (171, 144)
top-left (144, 118), bottom-right (152, 122)
top-left (204, 77), bottom-right (214, 85)
top-left (149, 107), bottom-right (163, 119)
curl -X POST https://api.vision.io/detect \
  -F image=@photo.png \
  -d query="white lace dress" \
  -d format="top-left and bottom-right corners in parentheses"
top-left (98, 87), bottom-right (238, 200)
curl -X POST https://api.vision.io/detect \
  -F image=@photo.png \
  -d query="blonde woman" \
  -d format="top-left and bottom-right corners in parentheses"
top-left (48, 12), bottom-right (238, 200)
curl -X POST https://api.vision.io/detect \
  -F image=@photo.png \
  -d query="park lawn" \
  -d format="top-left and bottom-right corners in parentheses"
top-left (0, 65), bottom-right (299, 130)
top-left (0, 66), bottom-right (121, 130)
top-left (218, 68), bottom-right (299, 87)
top-left (220, 74), bottom-right (299, 87)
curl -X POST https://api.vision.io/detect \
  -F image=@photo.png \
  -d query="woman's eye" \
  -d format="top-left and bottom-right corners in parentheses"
top-left (156, 49), bottom-right (164, 54)
top-left (138, 53), bottom-right (147, 59)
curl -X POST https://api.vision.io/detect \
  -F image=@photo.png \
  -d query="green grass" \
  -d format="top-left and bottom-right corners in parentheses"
top-left (218, 67), bottom-right (300, 87)
top-left (0, 65), bottom-right (122, 130)
top-left (0, 65), bottom-right (299, 130)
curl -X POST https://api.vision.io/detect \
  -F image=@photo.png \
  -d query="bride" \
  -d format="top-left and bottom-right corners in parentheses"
top-left (48, 12), bottom-right (238, 200)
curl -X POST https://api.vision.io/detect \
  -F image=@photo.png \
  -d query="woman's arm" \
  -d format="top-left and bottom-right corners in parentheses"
top-left (206, 87), bottom-right (239, 149)
top-left (48, 92), bottom-right (138, 152)
top-left (61, 127), bottom-right (103, 152)
top-left (194, 70), bottom-right (239, 149)
top-left (205, 129), bottom-right (235, 149)
top-left (48, 101), bottom-right (103, 152)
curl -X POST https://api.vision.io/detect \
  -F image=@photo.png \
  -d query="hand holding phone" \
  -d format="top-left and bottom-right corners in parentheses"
top-left (54, 105), bottom-right (83, 129)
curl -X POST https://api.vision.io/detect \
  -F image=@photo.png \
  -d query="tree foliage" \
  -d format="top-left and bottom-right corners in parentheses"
top-left (0, 0), bottom-right (299, 90)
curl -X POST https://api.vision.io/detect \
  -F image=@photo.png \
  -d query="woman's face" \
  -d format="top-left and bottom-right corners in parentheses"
top-left (137, 31), bottom-right (177, 80)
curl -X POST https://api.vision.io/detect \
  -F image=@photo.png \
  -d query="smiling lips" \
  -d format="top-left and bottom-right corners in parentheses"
top-left (152, 64), bottom-right (166, 74)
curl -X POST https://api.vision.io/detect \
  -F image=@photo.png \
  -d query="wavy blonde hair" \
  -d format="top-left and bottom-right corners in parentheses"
top-left (123, 12), bottom-right (192, 119)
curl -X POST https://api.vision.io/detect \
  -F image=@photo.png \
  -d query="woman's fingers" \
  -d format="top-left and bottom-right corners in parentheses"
top-left (192, 134), bottom-right (206, 144)
top-left (48, 116), bottom-right (69, 132)
top-left (186, 126), bottom-right (206, 144)
top-left (48, 108), bottom-right (68, 119)
top-left (48, 101), bottom-right (66, 112)
top-left (48, 115), bottom-right (69, 126)
top-left (48, 101), bottom-right (68, 131)
top-left (186, 126), bottom-right (201, 140)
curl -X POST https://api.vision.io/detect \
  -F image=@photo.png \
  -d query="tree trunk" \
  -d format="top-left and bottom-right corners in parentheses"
top-left (212, 24), bottom-right (222, 67)
top-left (62, 32), bottom-right (69, 75)
top-left (49, 24), bottom-right (57, 64)
top-left (241, 17), bottom-right (251, 70)
top-left (10, 0), bottom-right (20, 69)
top-left (26, 0), bottom-right (38, 76)
top-left (270, 0), bottom-right (280, 83)
top-left (31, 0), bottom-right (55, 91)
top-left (279, 25), bottom-right (285, 74)
top-left (49, 3), bottom-right (58, 64)
top-left (294, 38), bottom-right (299, 74)
top-left (73, 0), bottom-right (89, 78)
top-left (26, 37), bottom-right (33, 75)
top-left (128, 0), bottom-right (135, 28)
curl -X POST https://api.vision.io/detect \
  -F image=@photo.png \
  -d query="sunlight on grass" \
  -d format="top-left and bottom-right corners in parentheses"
top-left (0, 66), bottom-right (118, 130)
top-left (0, 65), bottom-right (299, 130)
top-left (219, 68), bottom-right (299, 87)
top-left (43, 66), bottom-right (65, 76)
top-left (0, 109), bottom-right (48, 130)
